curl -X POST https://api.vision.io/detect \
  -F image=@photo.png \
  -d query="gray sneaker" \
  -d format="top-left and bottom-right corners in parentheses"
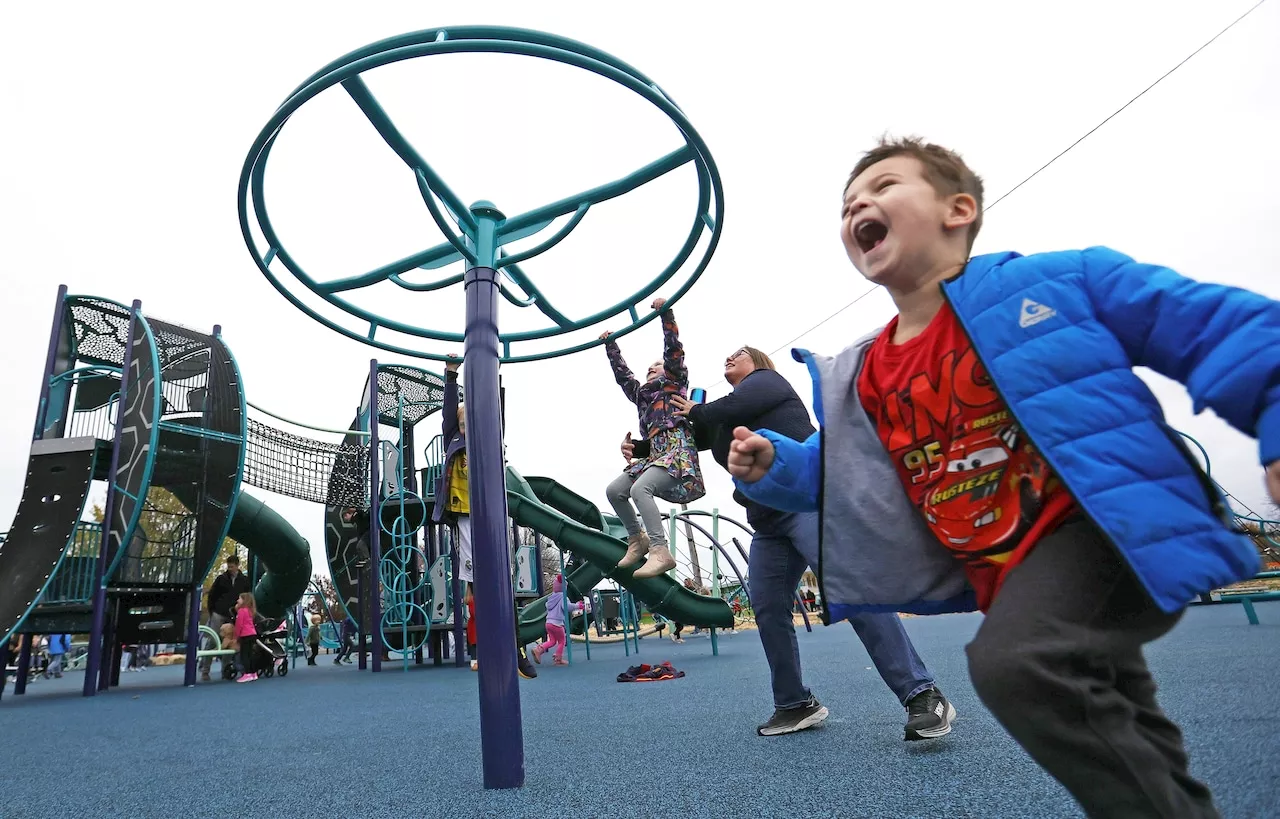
top-left (757, 698), bottom-right (829, 736)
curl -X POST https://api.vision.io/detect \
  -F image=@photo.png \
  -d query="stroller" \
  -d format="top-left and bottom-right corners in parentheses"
top-left (223, 617), bottom-right (290, 680)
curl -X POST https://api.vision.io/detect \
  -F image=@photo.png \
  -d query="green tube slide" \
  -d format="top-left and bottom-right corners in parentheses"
top-left (508, 465), bottom-right (733, 645)
top-left (223, 490), bottom-right (313, 619)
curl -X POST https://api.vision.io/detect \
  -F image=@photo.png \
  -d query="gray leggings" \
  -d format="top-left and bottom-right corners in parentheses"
top-left (605, 467), bottom-right (677, 547)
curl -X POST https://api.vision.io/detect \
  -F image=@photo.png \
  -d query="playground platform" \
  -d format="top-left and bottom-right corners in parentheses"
top-left (1, 604), bottom-right (1276, 818)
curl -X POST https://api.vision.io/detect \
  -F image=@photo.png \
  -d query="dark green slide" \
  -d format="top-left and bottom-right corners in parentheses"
top-left (508, 465), bottom-right (733, 645)
top-left (223, 490), bottom-right (312, 618)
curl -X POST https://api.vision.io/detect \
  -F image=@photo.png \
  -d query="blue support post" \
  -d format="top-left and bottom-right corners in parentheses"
top-left (0, 641), bottom-right (8, 701)
top-left (464, 202), bottom-right (524, 790)
top-left (83, 300), bottom-right (141, 698)
top-left (368, 359), bottom-right (383, 674)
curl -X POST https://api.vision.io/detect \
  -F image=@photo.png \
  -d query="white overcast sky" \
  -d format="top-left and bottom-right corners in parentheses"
top-left (2, 1), bottom-right (1277, 579)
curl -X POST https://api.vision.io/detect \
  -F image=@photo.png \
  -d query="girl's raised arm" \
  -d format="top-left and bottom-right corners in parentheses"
top-left (602, 332), bottom-right (641, 403)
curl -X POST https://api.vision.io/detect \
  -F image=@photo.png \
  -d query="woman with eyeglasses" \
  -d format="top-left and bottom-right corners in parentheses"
top-left (599, 297), bottom-right (706, 579)
top-left (665, 346), bottom-right (955, 740)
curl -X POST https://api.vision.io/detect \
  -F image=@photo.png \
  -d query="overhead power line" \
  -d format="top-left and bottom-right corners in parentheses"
top-left (753, 0), bottom-right (1269, 363)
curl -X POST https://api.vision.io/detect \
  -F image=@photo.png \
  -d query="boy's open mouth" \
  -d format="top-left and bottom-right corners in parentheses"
top-left (854, 219), bottom-right (888, 254)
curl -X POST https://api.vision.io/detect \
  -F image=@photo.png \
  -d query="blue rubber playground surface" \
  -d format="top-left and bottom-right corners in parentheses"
top-left (2, 603), bottom-right (1276, 819)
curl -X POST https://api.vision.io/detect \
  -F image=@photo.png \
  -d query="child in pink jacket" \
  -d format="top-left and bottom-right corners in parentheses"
top-left (234, 592), bottom-right (259, 683)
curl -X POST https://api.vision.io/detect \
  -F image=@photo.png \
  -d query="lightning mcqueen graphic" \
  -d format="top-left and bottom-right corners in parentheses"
top-left (923, 423), bottom-right (1046, 555)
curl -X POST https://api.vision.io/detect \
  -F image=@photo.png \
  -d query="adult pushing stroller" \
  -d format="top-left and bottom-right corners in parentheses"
top-left (224, 617), bottom-right (290, 680)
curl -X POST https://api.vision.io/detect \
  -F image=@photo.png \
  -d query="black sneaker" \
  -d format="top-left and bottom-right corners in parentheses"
top-left (517, 651), bottom-right (537, 680)
top-left (904, 687), bottom-right (956, 740)
top-left (756, 697), bottom-right (829, 736)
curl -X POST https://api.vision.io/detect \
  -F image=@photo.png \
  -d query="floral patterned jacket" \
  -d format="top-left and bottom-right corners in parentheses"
top-left (605, 309), bottom-right (705, 503)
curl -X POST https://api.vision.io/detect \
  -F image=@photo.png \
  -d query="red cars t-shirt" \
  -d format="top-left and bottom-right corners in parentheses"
top-left (856, 303), bottom-right (1075, 611)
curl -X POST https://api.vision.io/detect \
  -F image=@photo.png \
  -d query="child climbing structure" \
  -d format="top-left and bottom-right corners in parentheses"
top-left (0, 287), bottom-right (314, 699)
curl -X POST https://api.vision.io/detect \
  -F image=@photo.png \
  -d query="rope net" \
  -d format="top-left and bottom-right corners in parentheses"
top-left (244, 418), bottom-right (369, 507)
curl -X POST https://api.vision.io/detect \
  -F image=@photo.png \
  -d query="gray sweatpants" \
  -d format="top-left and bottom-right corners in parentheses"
top-left (965, 516), bottom-right (1218, 819)
top-left (605, 467), bottom-right (678, 548)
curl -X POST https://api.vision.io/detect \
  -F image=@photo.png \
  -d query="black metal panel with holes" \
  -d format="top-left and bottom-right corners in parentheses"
top-left (325, 414), bottom-right (371, 626)
top-left (0, 437), bottom-right (100, 643)
top-left (106, 314), bottom-right (159, 581)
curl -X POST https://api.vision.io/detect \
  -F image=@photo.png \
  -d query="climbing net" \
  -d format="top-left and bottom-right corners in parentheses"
top-left (243, 418), bottom-right (369, 507)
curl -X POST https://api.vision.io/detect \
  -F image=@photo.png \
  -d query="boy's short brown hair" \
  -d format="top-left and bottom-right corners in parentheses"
top-left (846, 136), bottom-right (985, 252)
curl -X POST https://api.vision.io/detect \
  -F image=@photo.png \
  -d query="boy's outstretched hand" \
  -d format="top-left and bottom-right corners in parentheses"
top-left (1267, 461), bottom-right (1280, 505)
top-left (727, 426), bottom-right (774, 483)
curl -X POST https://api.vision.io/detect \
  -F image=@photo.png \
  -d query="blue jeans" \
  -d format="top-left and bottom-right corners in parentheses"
top-left (749, 510), bottom-right (935, 709)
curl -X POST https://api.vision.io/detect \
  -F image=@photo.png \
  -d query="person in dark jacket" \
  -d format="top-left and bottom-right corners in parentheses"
top-left (660, 346), bottom-right (953, 739)
top-left (201, 554), bottom-right (251, 681)
top-left (334, 616), bottom-right (357, 664)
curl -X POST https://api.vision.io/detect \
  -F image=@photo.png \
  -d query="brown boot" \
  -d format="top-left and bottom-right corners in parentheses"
top-left (634, 544), bottom-right (677, 578)
top-left (617, 532), bottom-right (650, 569)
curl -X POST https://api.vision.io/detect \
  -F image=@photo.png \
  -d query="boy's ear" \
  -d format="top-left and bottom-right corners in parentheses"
top-left (943, 192), bottom-right (979, 233)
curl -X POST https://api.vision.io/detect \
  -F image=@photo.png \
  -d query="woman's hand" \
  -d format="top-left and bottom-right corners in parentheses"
top-left (651, 297), bottom-right (667, 312)
top-left (621, 432), bottom-right (635, 462)
top-left (670, 394), bottom-right (695, 417)
top-left (598, 331), bottom-right (612, 341)
top-left (444, 354), bottom-right (460, 373)
top-left (1267, 460), bottom-right (1280, 505)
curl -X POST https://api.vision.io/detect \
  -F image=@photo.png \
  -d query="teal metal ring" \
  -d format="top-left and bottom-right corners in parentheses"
top-left (238, 26), bottom-right (723, 363)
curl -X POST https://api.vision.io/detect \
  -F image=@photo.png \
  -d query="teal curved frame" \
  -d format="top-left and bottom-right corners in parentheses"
top-left (238, 26), bottom-right (724, 363)
top-left (1177, 430), bottom-right (1280, 550)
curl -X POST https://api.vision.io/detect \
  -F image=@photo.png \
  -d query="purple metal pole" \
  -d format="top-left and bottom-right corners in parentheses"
top-left (83, 299), bottom-right (141, 697)
top-left (450, 531), bottom-right (465, 666)
top-left (108, 638), bottom-right (122, 688)
top-left (13, 635), bottom-right (33, 695)
top-left (33, 284), bottom-right (69, 441)
top-left (464, 244), bottom-right (524, 789)
top-left (533, 531), bottom-right (545, 597)
top-left (368, 359), bottom-right (383, 674)
top-left (183, 584), bottom-right (202, 686)
top-left (0, 641), bottom-right (9, 701)
top-left (357, 566), bottom-right (367, 671)
top-left (98, 603), bottom-right (113, 691)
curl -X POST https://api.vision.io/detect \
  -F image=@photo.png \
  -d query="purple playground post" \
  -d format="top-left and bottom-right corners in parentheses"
top-left (83, 300), bottom-right (141, 697)
top-left (463, 205), bottom-right (525, 788)
top-left (0, 641), bottom-right (9, 701)
top-left (368, 359), bottom-right (383, 674)
top-left (184, 584), bottom-right (202, 687)
top-left (33, 284), bottom-right (69, 441)
top-left (533, 531), bottom-right (545, 597)
top-left (357, 563), bottom-right (367, 671)
top-left (450, 531), bottom-right (465, 667)
top-left (13, 634), bottom-right (33, 695)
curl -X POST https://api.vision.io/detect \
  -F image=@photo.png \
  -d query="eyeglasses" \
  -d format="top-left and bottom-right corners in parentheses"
top-left (725, 349), bottom-right (748, 363)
